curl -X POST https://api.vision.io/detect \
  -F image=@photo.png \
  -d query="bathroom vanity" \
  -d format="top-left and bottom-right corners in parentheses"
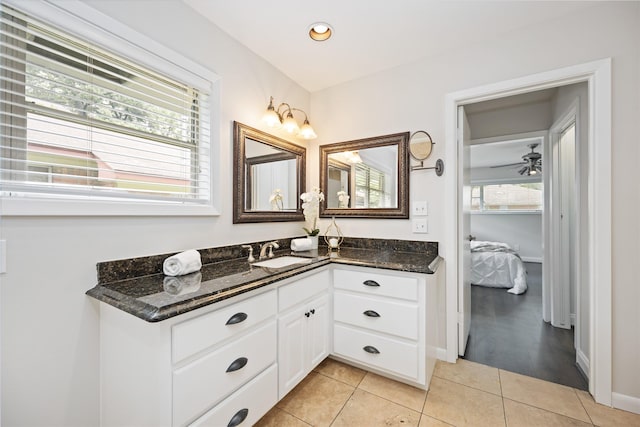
top-left (87, 238), bottom-right (442, 426)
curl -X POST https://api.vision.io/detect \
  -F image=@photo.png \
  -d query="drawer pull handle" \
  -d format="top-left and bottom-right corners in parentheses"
top-left (363, 310), bottom-right (380, 318)
top-left (363, 345), bottom-right (380, 354)
top-left (226, 357), bottom-right (248, 373)
top-left (227, 408), bottom-right (249, 427)
top-left (363, 280), bottom-right (380, 287)
top-left (225, 312), bottom-right (248, 325)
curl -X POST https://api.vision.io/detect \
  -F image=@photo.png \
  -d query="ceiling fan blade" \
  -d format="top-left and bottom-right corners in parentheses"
top-left (490, 162), bottom-right (525, 168)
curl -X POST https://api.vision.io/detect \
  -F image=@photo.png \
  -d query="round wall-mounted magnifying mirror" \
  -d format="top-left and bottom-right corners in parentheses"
top-left (409, 131), bottom-right (434, 162)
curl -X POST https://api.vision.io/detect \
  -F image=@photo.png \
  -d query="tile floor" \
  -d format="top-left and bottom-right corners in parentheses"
top-left (255, 358), bottom-right (640, 427)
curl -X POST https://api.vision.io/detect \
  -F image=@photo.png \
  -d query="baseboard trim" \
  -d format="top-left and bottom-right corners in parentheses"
top-left (612, 392), bottom-right (640, 415)
top-left (576, 349), bottom-right (589, 381)
top-left (521, 257), bottom-right (542, 263)
top-left (437, 347), bottom-right (449, 361)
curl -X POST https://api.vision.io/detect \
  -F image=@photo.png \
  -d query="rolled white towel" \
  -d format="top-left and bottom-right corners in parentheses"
top-left (163, 249), bottom-right (202, 276)
top-left (163, 272), bottom-right (202, 296)
top-left (291, 238), bottom-right (313, 252)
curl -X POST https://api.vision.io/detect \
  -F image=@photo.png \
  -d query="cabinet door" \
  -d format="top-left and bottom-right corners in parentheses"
top-left (307, 293), bottom-right (330, 369)
top-left (278, 304), bottom-right (308, 398)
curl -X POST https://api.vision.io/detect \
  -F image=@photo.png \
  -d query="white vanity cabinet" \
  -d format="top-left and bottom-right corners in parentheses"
top-left (99, 289), bottom-right (278, 427)
top-left (332, 265), bottom-right (439, 388)
top-left (277, 269), bottom-right (331, 398)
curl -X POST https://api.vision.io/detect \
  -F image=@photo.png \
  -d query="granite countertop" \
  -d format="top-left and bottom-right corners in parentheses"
top-left (86, 237), bottom-right (440, 323)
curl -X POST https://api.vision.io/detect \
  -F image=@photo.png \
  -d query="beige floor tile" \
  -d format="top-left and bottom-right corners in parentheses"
top-left (504, 398), bottom-right (593, 426)
top-left (332, 388), bottom-right (421, 427)
top-left (576, 390), bottom-right (640, 427)
top-left (358, 372), bottom-right (427, 412)
top-left (500, 370), bottom-right (591, 423)
top-left (254, 407), bottom-right (311, 427)
top-left (419, 414), bottom-right (455, 426)
top-left (276, 372), bottom-right (354, 427)
top-left (423, 377), bottom-right (505, 427)
top-left (434, 359), bottom-right (502, 396)
top-left (313, 357), bottom-right (367, 387)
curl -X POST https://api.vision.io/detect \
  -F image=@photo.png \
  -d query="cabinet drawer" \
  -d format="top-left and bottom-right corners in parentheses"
top-left (279, 270), bottom-right (330, 311)
top-left (173, 290), bottom-right (276, 363)
top-left (190, 364), bottom-right (277, 427)
top-left (333, 269), bottom-right (418, 301)
top-left (173, 321), bottom-right (276, 426)
top-left (333, 324), bottom-right (418, 380)
top-left (334, 292), bottom-right (419, 340)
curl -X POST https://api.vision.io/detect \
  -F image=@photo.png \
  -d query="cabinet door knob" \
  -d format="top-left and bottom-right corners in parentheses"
top-left (363, 345), bottom-right (380, 354)
top-left (226, 357), bottom-right (248, 373)
top-left (227, 408), bottom-right (249, 427)
top-left (225, 312), bottom-right (248, 325)
top-left (363, 310), bottom-right (380, 318)
top-left (363, 280), bottom-right (380, 287)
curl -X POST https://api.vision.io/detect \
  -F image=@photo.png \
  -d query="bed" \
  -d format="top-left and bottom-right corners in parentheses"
top-left (470, 240), bottom-right (527, 294)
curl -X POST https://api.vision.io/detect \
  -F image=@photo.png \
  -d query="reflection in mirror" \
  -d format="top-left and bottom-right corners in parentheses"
top-left (409, 130), bottom-right (433, 162)
top-left (320, 132), bottom-right (409, 218)
top-left (245, 138), bottom-right (297, 211)
top-left (233, 122), bottom-right (306, 223)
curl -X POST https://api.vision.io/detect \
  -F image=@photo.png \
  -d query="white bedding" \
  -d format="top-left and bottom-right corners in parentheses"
top-left (470, 241), bottom-right (527, 294)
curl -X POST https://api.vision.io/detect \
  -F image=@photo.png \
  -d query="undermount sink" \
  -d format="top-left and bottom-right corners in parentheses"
top-left (252, 256), bottom-right (313, 269)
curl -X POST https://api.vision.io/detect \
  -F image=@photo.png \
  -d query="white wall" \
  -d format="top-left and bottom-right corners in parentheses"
top-left (471, 214), bottom-right (542, 262)
top-left (311, 1), bottom-right (639, 406)
top-left (468, 100), bottom-right (552, 140)
top-left (0, 1), bottom-right (311, 425)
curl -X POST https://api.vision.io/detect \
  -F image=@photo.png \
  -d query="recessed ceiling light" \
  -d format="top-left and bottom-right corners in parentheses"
top-left (309, 22), bottom-right (332, 41)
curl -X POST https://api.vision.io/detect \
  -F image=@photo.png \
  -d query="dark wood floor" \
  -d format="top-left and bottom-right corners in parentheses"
top-left (463, 262), bottom-right (588, 390)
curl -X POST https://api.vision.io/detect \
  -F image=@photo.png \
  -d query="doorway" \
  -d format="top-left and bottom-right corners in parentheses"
top-left (443, 59), bottom-right (612, 405)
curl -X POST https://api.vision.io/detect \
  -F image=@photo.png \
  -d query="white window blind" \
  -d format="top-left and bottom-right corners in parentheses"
top-left (354, 163), bottom-right (390, 208)
top-left (0, 4), bottom-right (212, 205)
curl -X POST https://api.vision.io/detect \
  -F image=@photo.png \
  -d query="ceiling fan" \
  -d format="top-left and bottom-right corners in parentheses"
top-left (491, 143), bottom-right (542, 176)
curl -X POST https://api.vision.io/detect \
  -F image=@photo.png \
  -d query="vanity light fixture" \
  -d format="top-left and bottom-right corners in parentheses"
top-left (309, 22), bottom-right (332, 41)
top-left (262, 96), bottom-right (317, 140)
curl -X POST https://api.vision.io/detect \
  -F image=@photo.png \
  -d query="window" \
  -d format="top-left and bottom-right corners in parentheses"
top-left (0, 3), bottom-right (216, 214)
top-left (471, 182), bottom-right (543, 212)
top-left (354, 163), bottom-right (390, 208)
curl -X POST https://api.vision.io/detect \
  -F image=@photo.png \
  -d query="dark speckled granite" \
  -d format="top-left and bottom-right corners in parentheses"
top-left (88, 237), bottom-right (439, 323)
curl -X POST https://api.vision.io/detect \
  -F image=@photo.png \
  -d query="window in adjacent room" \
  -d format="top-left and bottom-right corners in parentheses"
top-left (354, 162), bottom-right (390, 208)
top-left (471, 182), bottom-right (543, 212)
top-left (0, 3), bottom-right (216, 213)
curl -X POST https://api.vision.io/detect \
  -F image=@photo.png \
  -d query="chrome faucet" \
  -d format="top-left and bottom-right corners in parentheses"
top-left (259, 241), bottom-right (279, 259)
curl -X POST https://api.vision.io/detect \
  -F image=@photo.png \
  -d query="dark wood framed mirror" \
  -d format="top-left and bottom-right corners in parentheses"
top-left (320, 132), bottom-right (410, 218)
top-left (233, 121), bottom-right (306, 223)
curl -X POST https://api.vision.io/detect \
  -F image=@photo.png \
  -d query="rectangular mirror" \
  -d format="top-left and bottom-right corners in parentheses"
top-left (233, 121), bottom-right (306, 223)
top-left (320, 132), bottom-right (410, 218)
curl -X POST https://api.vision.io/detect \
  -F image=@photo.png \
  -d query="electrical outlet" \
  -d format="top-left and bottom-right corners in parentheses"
top-left (412, 218), bottom-right (428, 233)
top-left (413, 201), bottom-right (428, 216)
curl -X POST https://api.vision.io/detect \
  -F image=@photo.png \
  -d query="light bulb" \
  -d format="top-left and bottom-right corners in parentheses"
top-left (282, 112), bottom-right (299, 134)
top-left (299, 119), bottom-right (317, 139)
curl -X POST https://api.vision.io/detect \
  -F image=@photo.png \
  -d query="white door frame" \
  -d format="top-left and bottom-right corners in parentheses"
top-left (548, 101), bottom-right (580, 331)
top-left (444, 58), bottom-right (612, 405)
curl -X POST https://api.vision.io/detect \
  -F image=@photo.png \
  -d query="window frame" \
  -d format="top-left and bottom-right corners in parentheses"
top-left (1, 0), bottom-right (220, 216)
top-left (471, 178), bottom-right (543, 214)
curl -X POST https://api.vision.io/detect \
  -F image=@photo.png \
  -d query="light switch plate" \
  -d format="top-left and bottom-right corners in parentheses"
top-left (412, 218), bottom-right (428, 233)
top-left (413, 201), bottom-right (428, 216)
